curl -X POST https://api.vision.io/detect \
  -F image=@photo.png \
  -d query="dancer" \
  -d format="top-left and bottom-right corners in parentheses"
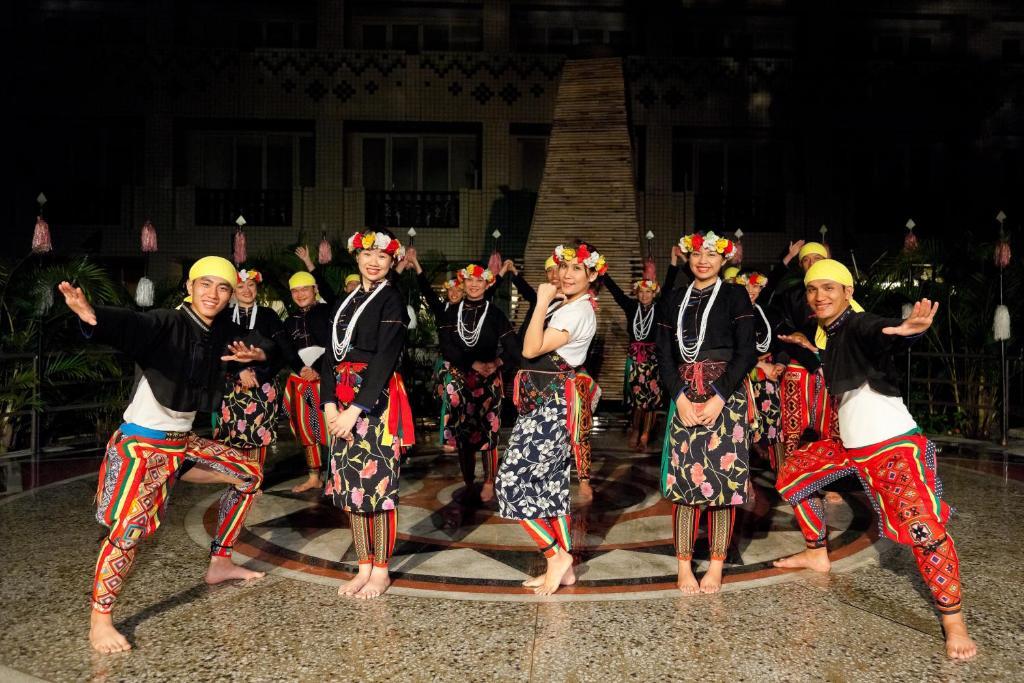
top-left (282, 246), bottom-right (336, 493)
top-left (408, 254), bottom-right (517, 504)
top-left (735, 271), bottom-right (787, 468)
top-left (344, 273), bottom-right (360, 294)
top-left (497, 243), bottom-right (605, 594)
top-left (60, 256), bottom-right (272, 653)
top-left (323, 230), bottom-right (414, 599)
top-left (603, 272), bottom-right (663, 450)
top-left (409, 258), bottom-right (464, 452)
top-left (502, 255), bottom-right (599, 502)
top-left (212, 267), bottom-right (300, 472)
top-left (773, 259), bottom-right (976, 660)
top-left (656, 231), bottom-right (756, 595)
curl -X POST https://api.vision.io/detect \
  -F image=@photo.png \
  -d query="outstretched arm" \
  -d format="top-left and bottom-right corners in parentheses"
top-left (882, 299), bottom-right (938, 337)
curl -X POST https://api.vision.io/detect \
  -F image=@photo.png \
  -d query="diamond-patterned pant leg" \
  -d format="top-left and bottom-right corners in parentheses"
top-left (673, 504), bottom-right (702, 561)
top-left (776, 438), bottom-right (856, 547)
top-left (707, 506), bottom-right (736, 561)
top-left (372, 509), bottom-right (397, 567)
top-left (349, 511), bottom-right (374, 564)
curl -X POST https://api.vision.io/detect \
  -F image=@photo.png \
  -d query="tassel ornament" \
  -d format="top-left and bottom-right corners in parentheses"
top-left (233, 228), bottom-right (247, 265)
top-left (135, 277), bottom-right (155, 307)
top-left (32, 216), bottom-right (52, 254)
top-left (994, 304), bottom-right (1011, 342)
top-left (141, 220), bottom-right (158, 253)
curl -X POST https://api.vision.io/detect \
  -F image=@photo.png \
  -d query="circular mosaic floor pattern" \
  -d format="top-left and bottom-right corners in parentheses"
top-left (186, 446), bottom-right (880, 601)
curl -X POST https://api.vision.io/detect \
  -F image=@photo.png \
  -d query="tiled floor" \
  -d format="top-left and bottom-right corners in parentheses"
top-left (1, 424), bottom-right (1021, 682)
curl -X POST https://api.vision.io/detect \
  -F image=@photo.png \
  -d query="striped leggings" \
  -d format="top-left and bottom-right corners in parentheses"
top-left (349, 510), bottom-right (397, 568)
top-left (672, 504), bottom-right (736, 562)
top-left (520, 515), bottom-right (572, 557)
top-left (92, 432), bottom-right (263, 614)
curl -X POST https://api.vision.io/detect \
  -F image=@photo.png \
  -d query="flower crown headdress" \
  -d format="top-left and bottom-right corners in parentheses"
top-left (679, 231), bottom-right (737, 260)
top-left (735, 272), bottom-right (767, 287)
top-left (442, 278), bottom-right (461, 290)
top-left (632, 278), bottom-right (660, 292)
top-left (347, 230), bottom-right (405, 260)
top-left (553, 243), bottom-right (608, 275)
top-left (457, 264), bottom-right (495, 283)
top-left (237, 269), bottom-right (262, 284)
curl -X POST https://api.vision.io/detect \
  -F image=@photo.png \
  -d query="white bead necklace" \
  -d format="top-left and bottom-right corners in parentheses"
top-left (754, 303), bottom-right (771, 353)
top-left (456, 299), bottom-right (490, 347)
top-left (632, 303), bottom-right (655, 341)
top-left (331, 281), bottom-right (389, 361)
top-left (675, 278), bottom-right (722, 364)
top-left (232, 302), bottom-right (258, 330)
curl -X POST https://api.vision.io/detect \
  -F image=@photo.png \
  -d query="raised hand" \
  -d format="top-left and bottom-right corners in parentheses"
top-left (883, 299), bottom-right (939, 337)
top-left (537, 282), bottom-right (559, 302)
top-left (221, 341), bottom-right (267, 363)
top-left (58, 281), bottom-right (97, 325)
top-left (778, 331), bottom-right (816, 353)
top-left (500, 259), bottom-right (517, 276)
top-left (784, 239), bottom-right (806, 265)
top-left (295, 245), bottom-right (315, 271)
top-left (670, 245), bottom-right (682, 266)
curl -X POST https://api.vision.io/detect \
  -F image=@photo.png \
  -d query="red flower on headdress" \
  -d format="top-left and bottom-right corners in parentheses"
top-left (691, 234), bottom-right (704, 251)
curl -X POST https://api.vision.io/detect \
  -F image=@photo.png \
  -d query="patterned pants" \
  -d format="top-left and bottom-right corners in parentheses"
top-left (283, 374), bottom-right (326, 473)
top-left (672, 504), bottom-right (736, 561)
top-left (776, 432), bottom-right (963, 614)
top-left (521, 516), bottom-right (573, 557)
top-left (92, 431), bottom-right (263, 614)
top-left (349, 510), bottom-right (397, 568)
top-left (448, 368), bottom-right (502, 488)
top-left (572, 370), bottom-right (600, 482)
top-left (779, 363), bottom-right (835, 464)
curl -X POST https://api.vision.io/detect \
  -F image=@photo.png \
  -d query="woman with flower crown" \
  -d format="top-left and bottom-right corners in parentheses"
top-left (407, 254), bottom-right (518, 504)
top-left (602, 272), bottom-right (665, 451)
top-left (497, 242), bottom-right (605, 595)
top-left (655, 231), bottom-right (757, 595)
top-left (321, 229), bottom-right (414, 599)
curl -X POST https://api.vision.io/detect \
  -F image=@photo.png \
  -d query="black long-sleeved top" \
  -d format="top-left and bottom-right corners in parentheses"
top-left (437, 298), bottom-right (519, 372)
top-left (284, 268), bottom-right (336, 372)
top-left (820, 309), bottom-right (919, 397)
top-left (227, 304), bottom-right (303, 383)
top-left (769, 267), bottom-right (822, 371)
top-left (320, 281), bottom-right (408, 415)
top-left (84, 305), bottom-right (273, 413)
top-left (656, 281), bottom-right (757, 400)
top-left (603, 274), bottom-right (657, 343)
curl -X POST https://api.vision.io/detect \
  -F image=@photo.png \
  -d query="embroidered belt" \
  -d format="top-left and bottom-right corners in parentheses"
top-left (119, 422), bottom-right (189, 442)
top-left (628, 341), bottom-right (656, 364)
top-left (678, 360), bottom-right (727, 401)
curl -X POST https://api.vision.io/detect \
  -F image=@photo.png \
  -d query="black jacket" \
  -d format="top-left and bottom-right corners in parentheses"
top-left (820, 309), bottom-right (918, 397)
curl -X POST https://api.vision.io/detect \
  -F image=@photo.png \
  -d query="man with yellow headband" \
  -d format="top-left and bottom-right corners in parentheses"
top-left (59, 255), bottom-right (274, 654)
top-left (762, 240), bottom-right (836, 469)
top-left (282, 245), bottom-right (338, 492)
top-left (772, 259), bottom-right (976, 661)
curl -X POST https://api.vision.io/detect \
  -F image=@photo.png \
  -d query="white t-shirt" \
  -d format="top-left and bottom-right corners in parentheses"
top-left (547, 296), bottom-right (597, 367)
top-left (838, 382), bottom-right (918, 449)
top-left (122, 375), bottom-right (196, 432)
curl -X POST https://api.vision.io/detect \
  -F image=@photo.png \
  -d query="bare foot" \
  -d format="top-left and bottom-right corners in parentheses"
top-left (824, 491), bottom-right (843, 504)
top-left (522, 564), bottom-right (576, 588)
top-left (442, 444), bottom-right (457, 453)
top-left (639, 433), bottom-right (650, 451)
top-left (942, 613), bottom-right (978, 660)
top-left (291, 473), bottom-right (321, 493)
top-left (355, 565), bottom-right (391, 599)
top-left (677, 559), bottom-right (700, 595)
top-left (772, 547), bottom-right (831, 573)
top-left (578, 481), bottom-right (594, 504)
top-left (338, 564), bottom-right (373, 596)
top-left (89, 610), bottom-right (131, 653)
top-left (480, 481), bottom-right (495, 503)
top-left (534, 550), bottom-right (574, 595)
top-left (204, 555), bottom-right (266, 585)
top-left (700, 559), bottom-right (725, 594)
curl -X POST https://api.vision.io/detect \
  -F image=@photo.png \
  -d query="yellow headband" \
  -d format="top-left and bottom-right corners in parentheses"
top-left (289, 272), bottom-right (317, 289)
top-left (804, 259), bottom-right (864, 348)
top-left (184, 256), bottom-right (237, 302)
top-left (799, 242), bottom-right (828, 260)
top-left (544, 256), bottom-right (556, 270)
top-left (723, 266), bottom-right (740, 282)
top-left (344, 274), bottom-right (360, 285)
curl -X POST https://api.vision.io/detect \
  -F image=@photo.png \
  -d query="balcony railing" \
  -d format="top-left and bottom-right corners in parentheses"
top-left (195, 188), bottom-right (292, 226)
top-left (365, 190), bottom-right (459, 229)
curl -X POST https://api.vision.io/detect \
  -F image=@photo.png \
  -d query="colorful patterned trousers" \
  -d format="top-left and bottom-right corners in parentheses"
top-left (779, 362), bottom-right (835, 465)
top-left (776, 431), bottom-right (962, 614)
top-left (92, 430), bottom-right (263, 614)
top-left (672, 504), bottom-right (736, 561)
top-left (348, 510), bottom-right (398, 568)
top-left (520, 515), bottom-right (573, 557)
top-left (283, 373), bottom-right (326, 473)
top-left (571, 370), bottom-right (600, 482)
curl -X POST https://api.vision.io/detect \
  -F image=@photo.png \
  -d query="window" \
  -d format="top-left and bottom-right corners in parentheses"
top-left (512, 9), bottom-right (630, 53)
top-left (354, 134), bottom-right (479, 191)
top-left (355, 21), bottom-right (481, 52)
top-left (513, 137), bottom-right (548, 191)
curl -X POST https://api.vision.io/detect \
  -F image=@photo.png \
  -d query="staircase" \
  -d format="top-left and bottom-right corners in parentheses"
top-left (513, 58), bottom-right (643, 401)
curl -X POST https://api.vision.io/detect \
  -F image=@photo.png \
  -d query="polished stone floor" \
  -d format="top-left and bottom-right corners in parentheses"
top-left (1, 419), bottom-right (1023, 682)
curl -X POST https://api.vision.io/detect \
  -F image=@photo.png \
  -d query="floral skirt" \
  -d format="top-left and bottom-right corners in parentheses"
top-left (325, 362), bottom-right (414, 514)
top-left (433, 357), bottom-right (456, 446)
top-left (496, 369), bottom-right (573, 521)
top-left (750, 378), bottom-right (781, 445)
top-left (213, 378), bottom-right (280, 449)
top-left (661, 362), bottom-right (751, 507)
top-left (447, 366), bottom-right (503, 452)
top-left (624, 342), bottom-right (662, 412)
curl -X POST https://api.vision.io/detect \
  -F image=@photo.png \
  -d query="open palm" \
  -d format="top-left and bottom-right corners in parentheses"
top-left (883, 299), bottom-right (939, 336)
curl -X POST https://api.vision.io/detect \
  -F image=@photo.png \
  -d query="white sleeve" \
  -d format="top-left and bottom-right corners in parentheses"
top-left (549, 306), bottom-right (584, 342)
